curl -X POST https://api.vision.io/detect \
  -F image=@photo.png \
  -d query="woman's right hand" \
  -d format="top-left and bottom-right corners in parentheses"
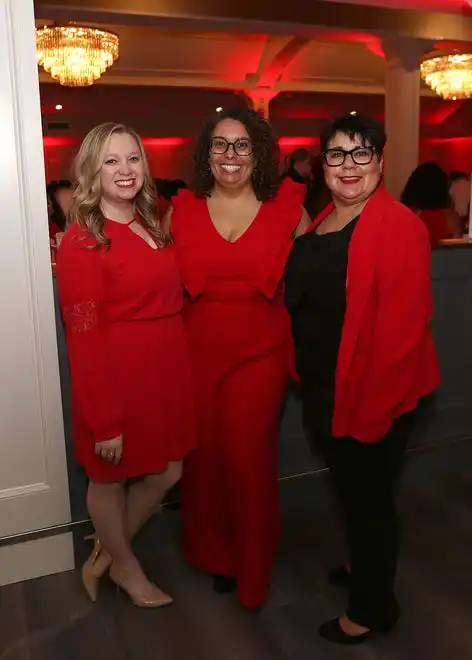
top-left (95, 435), bottom-right (123, 465)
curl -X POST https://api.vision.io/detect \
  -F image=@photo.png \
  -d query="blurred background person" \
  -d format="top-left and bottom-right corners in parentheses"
top-left (282, 147), bottom-right (316, 216)
top-left (47, 179), bottom-right (73, 254)
top-left (448, 170), bottom-right (470, 234)
top-left (401, 162), bottom-right (462, 244)
top-left (47, 180), bottom-right (73, 233)
top-left (282, 147), bottom-right (313, 185)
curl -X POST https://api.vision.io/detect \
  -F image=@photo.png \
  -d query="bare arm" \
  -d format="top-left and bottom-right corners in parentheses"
top-left (294, 207), bottom-right (312, 237)
top-left (445, 208), bottom-right (463, 238)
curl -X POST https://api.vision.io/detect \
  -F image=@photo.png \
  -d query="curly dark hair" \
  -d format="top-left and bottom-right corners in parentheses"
top-left (194, 106), bottom-right (280, 201)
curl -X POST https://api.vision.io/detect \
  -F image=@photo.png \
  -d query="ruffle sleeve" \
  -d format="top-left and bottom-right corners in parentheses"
top-left (254, 178), bottom-right (305, 300)
top-left (170, 189), bottom-right (207, 300)
top-left (277, 176), bottom-right (306, 212)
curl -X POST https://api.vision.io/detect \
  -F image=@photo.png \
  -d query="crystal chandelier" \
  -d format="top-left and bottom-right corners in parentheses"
top-left (36, 25), bottom-right (119, 87)
top-left (420, 50), bottom-right (472, 100)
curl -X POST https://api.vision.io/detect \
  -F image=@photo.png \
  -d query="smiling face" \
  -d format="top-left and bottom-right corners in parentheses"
top-left (209, 118), bottom-right (254, 191)
top-left (100, 132), bottom-right (145, 204)
top-left (323, 131), bottom-right (382, 207)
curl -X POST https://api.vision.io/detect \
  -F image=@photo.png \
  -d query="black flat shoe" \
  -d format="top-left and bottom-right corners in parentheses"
top-left (212, 574), bottom-right (237, 594)
top-left (318, 618), bottom-right (374, 645)
top-left (318, 617), bottom-right (394, 645)
top-left (328, 565), bottom-right (353, 587)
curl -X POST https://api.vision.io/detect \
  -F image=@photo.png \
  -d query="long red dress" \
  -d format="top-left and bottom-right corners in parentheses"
top-left (55, 219), bottom-right (196, 481)
top-left (171, 179), bottom-right (304, 608)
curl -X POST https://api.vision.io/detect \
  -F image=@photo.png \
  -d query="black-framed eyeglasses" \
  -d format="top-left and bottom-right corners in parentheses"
top-left (323, 146), bottom-right (376, 167)
top-left (210, 136), bottom-right (253, 157)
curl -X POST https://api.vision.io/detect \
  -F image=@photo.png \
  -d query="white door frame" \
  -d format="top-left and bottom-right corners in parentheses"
top-left (0, 0), bottom-right (73, 585)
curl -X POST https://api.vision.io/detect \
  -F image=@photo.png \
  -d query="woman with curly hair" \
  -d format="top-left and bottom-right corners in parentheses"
top-left (165, 106), bottom-right (310, 608)
top-left (55, 123), bottom-right (196, 608)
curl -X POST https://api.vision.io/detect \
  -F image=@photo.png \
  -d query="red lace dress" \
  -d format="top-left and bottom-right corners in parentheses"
top-left (55, 219), bottom-right (196, 481)
top-left (170, 179), bottom-right (305, 608)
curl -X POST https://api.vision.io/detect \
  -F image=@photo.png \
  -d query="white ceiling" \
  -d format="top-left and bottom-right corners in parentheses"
top-left (35, 23), bottom-right (422, 96)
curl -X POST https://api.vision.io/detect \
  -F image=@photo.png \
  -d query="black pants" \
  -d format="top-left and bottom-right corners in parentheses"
top-left (303, 390), bottom-right (417, 630)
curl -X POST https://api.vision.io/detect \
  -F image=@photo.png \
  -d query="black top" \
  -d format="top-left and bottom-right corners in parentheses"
top-left (284, 216), bottom-right (360, 390)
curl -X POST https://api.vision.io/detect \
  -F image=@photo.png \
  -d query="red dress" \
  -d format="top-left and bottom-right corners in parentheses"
top-left (55, 219), bottom-right (196, 481)
top-left (171, 179), bottom-right (304, 608)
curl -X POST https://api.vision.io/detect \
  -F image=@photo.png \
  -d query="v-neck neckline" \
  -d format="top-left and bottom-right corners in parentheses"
top-left (205, 198), bottom-right (264, 245)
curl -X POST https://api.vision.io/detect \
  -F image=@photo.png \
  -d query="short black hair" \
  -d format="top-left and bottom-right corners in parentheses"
top-left (320, 114), bottom-right (386, 155)
top-left (401, 162), bottom-right (451, 210)
top-left (194, 106), bottom-right (280, 201)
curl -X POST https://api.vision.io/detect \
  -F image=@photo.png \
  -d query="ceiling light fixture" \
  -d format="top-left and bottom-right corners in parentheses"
top-left (421, 50), bottom-right (472, 100)
top-left (36, 24), bottom-right (119, 87)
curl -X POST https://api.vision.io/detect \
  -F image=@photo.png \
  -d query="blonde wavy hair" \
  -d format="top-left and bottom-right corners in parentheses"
top-left (70, 122), bottom-right (168, 248)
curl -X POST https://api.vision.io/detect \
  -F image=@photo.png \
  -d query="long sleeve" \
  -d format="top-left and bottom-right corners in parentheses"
top-left (351, 217), bottom-right (432, 442)
top-left (56, 228), bottom-right (123, 442)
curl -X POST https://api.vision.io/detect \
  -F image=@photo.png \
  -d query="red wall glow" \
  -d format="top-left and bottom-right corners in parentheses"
top-left (43, 136), bottom-right (472, 183)
top-left (43, 136), bottom-right (195, 182)
top-left (142, 137), bottom-right (192, 147)
top-left (279, 137), bottom-right (319, 149)
top-left (420, 137), bottom-right (472, 173)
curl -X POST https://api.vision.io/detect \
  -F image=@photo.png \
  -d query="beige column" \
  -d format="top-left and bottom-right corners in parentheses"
top-left (244, 89), bottom-right (278, 121)
top-left (382, 38), bottom-right (433, 199)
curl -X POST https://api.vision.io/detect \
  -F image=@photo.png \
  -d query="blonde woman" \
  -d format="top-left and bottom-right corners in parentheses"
top-left (56, 123), bottom-right (196, 607)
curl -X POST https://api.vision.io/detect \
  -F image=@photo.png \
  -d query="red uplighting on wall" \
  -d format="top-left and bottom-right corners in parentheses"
top-left (43, 136), bottom-right (79, 147)
top-left (279, 137), bottom-right (319, 148)
top-left (426, 136), bottom-right (472, 144)
top-left (420, 136), bottom-right (472, 174)
top-left (142, 137), bottom-right (192, 147)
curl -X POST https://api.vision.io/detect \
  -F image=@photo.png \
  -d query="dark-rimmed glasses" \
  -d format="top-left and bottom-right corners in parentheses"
top-left (210, 136), bottom-right (253, 157)
top-left (323, 146), bottom-right (375, 167)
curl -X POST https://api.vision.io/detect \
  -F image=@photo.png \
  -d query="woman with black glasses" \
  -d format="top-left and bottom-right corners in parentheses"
top-left (164, 107), bottom-right (310, 608)
top-left (285, 114), bottom-right (440, 644)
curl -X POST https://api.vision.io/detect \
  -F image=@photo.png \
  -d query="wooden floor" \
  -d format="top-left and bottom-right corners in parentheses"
top-left (2, 441), bottom-right (472, 660)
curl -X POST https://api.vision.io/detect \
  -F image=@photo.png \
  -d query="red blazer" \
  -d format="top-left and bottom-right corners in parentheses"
top-left (311, 185), bottom-right (441, 443)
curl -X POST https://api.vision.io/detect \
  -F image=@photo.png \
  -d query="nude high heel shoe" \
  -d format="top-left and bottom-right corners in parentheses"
top-left (81, 534), bottom-right (111, 603)
top-left (109, 564), bottom-right (173, 609)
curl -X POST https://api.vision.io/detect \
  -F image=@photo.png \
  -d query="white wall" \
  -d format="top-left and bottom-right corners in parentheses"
top-left (0, 0), bottom-right (73, 584)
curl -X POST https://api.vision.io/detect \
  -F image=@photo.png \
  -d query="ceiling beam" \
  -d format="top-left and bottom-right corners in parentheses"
top-left (253, 37), bottom-right (312, 88)
top-left (34, 0), bottom-right (472, 42)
